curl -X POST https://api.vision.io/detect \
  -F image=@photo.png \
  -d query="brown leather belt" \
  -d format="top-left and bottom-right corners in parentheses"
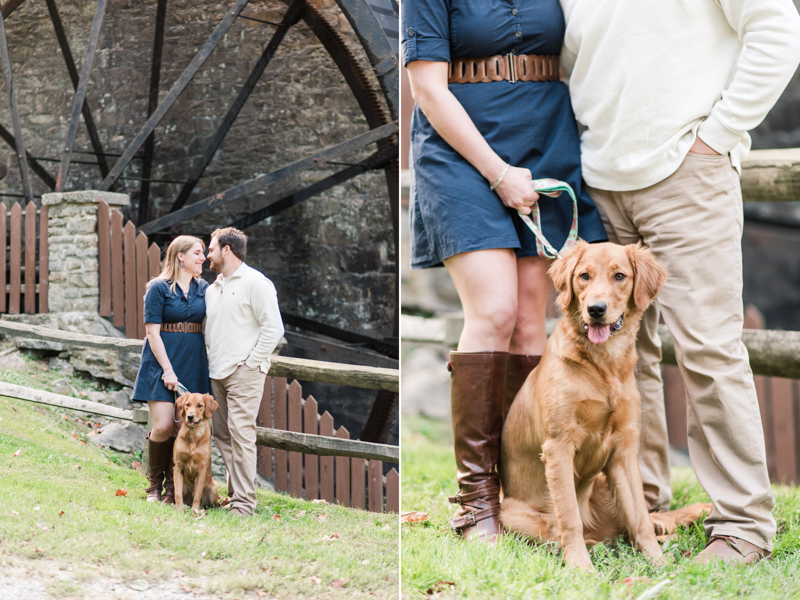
top-left (448, 53), bottom-right (560, 84)
top-left (161, 322), bottom-right (202, 333)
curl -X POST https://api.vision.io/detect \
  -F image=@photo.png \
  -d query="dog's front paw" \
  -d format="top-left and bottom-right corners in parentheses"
top-left (563, 548), bottom-right (594, 571)
top-left (175, 503), bottom-right (186, 512)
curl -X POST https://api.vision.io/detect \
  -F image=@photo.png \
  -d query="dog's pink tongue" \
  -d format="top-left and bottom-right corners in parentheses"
top-left (588, 324), bottom-right (611, 344)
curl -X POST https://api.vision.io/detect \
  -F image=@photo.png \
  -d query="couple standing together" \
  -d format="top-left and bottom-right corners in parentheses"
top-left (130, 227), bottom-right (284, 517)
top-left (403, 0), bottom-right (800, 563)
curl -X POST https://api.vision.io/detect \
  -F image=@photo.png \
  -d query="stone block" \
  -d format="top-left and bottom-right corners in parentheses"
top-left (66, 217), bottom-right (97, 236)
top-left (15, 339), bottom-right (65, 352)
top-left (42, 190), bottom-right (130, 207)
top-left (91, 422), bottom-right (146, 453)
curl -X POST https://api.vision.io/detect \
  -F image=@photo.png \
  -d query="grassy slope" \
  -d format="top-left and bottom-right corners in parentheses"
top-left (0, 359), bottom-right (399, 599)
top-left (401, 415), bottom-right (800, 599)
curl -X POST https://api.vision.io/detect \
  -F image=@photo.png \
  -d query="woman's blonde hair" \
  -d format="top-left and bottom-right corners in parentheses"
top-left (150, 235), bottom-right (205, 295)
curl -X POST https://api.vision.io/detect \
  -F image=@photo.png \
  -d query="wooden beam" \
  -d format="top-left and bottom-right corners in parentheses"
top-left (402, 315), bottom-right (800, 379)
top-left (0, 381), bottom-right (134, 421)
top-left (0, 320), bottom-right (399, 390)
top-left (255, 426), bottom-right (398, 463)
top-left (740, 149), bottom-right (800, 204)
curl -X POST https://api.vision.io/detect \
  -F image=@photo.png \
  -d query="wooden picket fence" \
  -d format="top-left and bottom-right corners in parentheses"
top-left (663, 305), bottom-right (800, 485)
top-left (257, 376), bottom-right (399, 513)
top-left (0, 201), bottom-right (49, 315)
top-left (96, 200), bottom-right (161, 340)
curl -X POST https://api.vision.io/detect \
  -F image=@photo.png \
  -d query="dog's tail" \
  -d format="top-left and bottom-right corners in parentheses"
top-left (500, 498), bottom-right (559, 543)
top-left (649, 502), bottom-right (712, 536)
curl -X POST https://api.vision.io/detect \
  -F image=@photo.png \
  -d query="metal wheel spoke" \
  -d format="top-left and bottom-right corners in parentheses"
top-left (139, 120), bottom-right (397, 235)
top-left (227, 144), bottom-right (397, 231)
top-left (0, 11), bottom-right (32, 202)
top-left (98, 0), bottom-right (252, 191)
top-left (0, 123), bottom-right (55, 189)
top-left (45, 0), bottom-right (108, 180)
top-left (139, 0), bottom-right (169, 224)
top-left (169, 0), bottom-right (305, 214)
top-left (56, 0), bottom-right (107, 192)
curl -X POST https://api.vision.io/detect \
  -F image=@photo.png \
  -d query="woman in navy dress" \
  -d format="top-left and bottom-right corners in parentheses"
top-left (402, 0), bottom-right (607, 541)
top-left (132, 235), bottom-right (211, 504)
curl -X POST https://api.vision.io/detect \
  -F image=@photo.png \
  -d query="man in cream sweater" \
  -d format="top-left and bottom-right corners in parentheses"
top-left (205, 227), bottom-right (284, 517)
top-left (560, 0), bottom-right (800, 563)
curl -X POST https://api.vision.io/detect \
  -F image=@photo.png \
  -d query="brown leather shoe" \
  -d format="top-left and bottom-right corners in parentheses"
top-left (160, 437), bottom-right (176, 505)
top-left (693, 535), bottom-right (771, 565)
top-left (145, 434), bottom-right (172, 502)
top-left (447, 351), bottom-right (508, 543)
top-left (504, 354), bottom-right (541, 422)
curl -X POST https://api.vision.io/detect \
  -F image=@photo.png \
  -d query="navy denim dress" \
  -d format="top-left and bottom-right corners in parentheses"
top-left (131, 277), bottom-right (211, 403)
top-left (402, 0), bottom-right (607, 268)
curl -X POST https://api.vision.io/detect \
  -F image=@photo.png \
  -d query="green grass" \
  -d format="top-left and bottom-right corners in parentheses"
top-left (0, 354), bottom-right (399, 598)
top-left (401, 415), bottom-right (800, 599)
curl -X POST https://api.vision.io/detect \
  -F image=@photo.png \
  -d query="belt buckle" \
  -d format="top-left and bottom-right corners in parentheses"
top-left (507, 52), bottom-right (517, 84)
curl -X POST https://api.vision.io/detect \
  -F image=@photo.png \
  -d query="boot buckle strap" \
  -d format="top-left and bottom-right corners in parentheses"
top-left (449, 505), bottom-right (502, 532)
top-left (448, 484), bottom-right (501, 505)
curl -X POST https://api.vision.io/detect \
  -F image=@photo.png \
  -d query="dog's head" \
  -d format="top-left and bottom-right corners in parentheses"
top-left (176, 392), bottom-right (219, 426)
top-left (549, 241), bottom-right (667, 344)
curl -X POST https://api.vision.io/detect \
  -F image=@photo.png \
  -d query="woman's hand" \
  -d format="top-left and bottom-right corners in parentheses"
top-left (494, 166), bottom-right (540, 215)
top-left (162, 370), bottom-right (179, 392)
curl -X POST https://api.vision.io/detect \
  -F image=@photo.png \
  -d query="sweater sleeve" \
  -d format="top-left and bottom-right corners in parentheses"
top-left (245, 277), bottom-right (285, 373)
top-left (698, 0), bottom-right (800, 154)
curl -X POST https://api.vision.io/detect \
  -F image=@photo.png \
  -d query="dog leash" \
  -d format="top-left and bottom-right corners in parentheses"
top-left (516, 178), bottom-right (579, 259)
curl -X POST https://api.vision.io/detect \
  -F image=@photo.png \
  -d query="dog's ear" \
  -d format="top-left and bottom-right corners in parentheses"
top-left (626, 243), bottom-right (668, 311)
top-left (203, 393), bottom-right (219, 419)
top-left (548, 241), bottom-right (587, 310)
top-left (176, 393), bottom-right (188, 411)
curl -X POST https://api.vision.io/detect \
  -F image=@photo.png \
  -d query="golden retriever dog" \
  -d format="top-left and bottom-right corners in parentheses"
top-left (173, 393), bottom-right (220, 512)
top-left (500, 241), bottom-right (710, 570)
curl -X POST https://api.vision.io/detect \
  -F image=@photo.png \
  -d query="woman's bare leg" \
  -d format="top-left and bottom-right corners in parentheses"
top-left (444, 248), bottom-right (519, 351)
top-left (509, 255), bottom-right (550, 355)
top-left (148, 401), bottom-right (175, 442)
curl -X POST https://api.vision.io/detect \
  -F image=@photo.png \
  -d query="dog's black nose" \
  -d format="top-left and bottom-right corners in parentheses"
top-left (187, 415), bottom-right (194, 422)
top-left (588, 302), bottom-right (607, 319)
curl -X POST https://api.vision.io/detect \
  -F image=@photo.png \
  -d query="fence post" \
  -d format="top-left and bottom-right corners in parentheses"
top-left (41, 190), bottom-right (129, 314)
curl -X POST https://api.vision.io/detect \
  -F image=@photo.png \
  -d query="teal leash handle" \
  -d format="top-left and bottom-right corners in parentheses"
top-left (173, 381), bottom-right (190, 400)
top-left (516, 178), bottom-right (579, 259)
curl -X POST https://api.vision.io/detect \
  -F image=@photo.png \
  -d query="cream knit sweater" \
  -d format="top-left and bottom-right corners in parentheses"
top-left (560, 0), bottom-right (800, 191)
top-left (204, 262), bottom-right (284, 380)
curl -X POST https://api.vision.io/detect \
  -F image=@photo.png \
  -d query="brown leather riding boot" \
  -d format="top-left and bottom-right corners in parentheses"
top-left (447, 351), bottom-right (508, 542)
top-left (161, 436), bottom-right (176, 505)
top-left (504, 354), bottom-right (541, 422)
top-left (145, 434), bottom-right (172, 502)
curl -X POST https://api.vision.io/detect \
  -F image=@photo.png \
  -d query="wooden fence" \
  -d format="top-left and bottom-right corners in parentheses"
top-left (663, 305), bottom-right (800, 485)
top-left (1, 201), bottom-right (48, 315)
top-left (257, 376), bottom-right (399, 513)
top-left (96, 200), bottom-right (161, 339)
top-left (0, 320), bottom-right (400, 513)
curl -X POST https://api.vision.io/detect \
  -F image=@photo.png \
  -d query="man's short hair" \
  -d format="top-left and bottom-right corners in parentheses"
top-left (211, 227), bottom-right (247, 261)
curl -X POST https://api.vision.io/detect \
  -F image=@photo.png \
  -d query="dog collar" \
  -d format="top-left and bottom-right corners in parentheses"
top-left (582, 314), bottom-right (625, 337)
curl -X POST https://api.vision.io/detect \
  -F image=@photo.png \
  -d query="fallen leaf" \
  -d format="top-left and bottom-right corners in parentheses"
top-left (621, 577), bottom-right (652, 586)
top-left (33, 549), bottom-right (41, 553)
top-left (12, 406), bottom-right (18, 412)
top-left (101, 486), bottom-right (107, 492)
top-left (681, 549), bottom-right (692, 558)
top-left (361, 559), bottom-right (369, 565)
top-left (71, 433), bottom-right (79, 440)
top-left (78, 392), bottom-right (87, 398)
top-left (401, 511), bottom-right (428, 524)
top-left (11, 511), bottom-right (19, 516)
top-left (58, 511), bottom-right (64, 517)
top-left (317, 513), bottom-right (328, 522)
top-left (310, 576), bottom-right (322, 585)
top-left (115, 489), bottom-right (127, 497)
top-left (40, 526), bottom-right (50, 532)
top-left (62, 415), bottom-right (68, 420)
top-left (426, 581), bottom-right (456, 595)
top-left (11, 448), bottom-right (21, 457)
top-left (273, 515), bottom-right (280, 520)
top-left (131, 462), bottom-right (141, 469)
top-left (180, 585), bottom-right (192, 593)
top-left (321, 533), bottom-right (339, 541)
top-left (330, 579), bottom-right (346, 588)
top-left (311, 499), bottom-right (327, 504)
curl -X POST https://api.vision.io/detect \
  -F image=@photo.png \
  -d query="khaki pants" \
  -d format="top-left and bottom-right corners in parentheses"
top-left (587, 152), bottom-right (776, 551)
top-left (211, 364), bottom-right (266, 514)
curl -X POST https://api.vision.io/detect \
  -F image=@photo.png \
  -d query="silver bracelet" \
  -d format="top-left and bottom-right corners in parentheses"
top-left (489, 164), bottom-right (510, 191)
